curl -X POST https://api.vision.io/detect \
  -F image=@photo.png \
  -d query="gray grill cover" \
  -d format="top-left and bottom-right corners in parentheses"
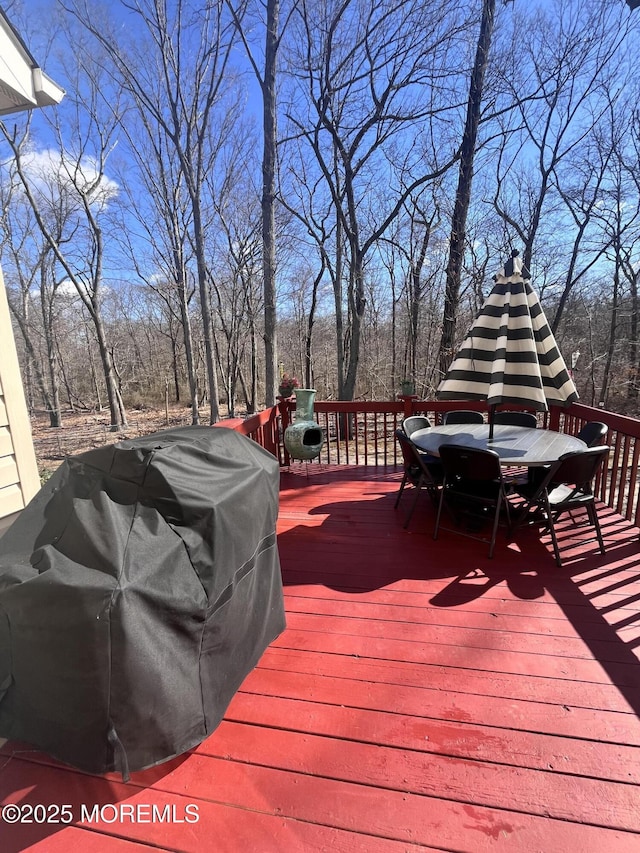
top-left (0, 426), bottom-right (285, 778)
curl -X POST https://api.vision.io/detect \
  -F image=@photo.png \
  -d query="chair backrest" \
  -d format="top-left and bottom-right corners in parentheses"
top-left (545, 445), bottom-right (610, 493)
top-left (402, 416), bottom-right (431, 437)
top-left (443, 410), bottom-right (484, 425)
top-left (576, 421), bottom-right (609, 447)
top-left (439, 443), bottom-right (501, 483)
top-left (395, 428), bottom-right (419, 469)
top-left (493, 411), bottom-right (537, 428)
top-left (396, 429), bottom-right (442, 482)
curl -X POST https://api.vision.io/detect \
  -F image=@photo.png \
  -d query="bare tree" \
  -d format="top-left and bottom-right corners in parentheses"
top-left (1, 83), bottom-right (129, 430)
top-left (210, 191), bottom-right (263, 415)
top-left (550, 134), bottom-right (613, 334)
top-left (492, 1), bottom-right (630, 273)
top-left (115, 98), bottom-right (201, 424)
top-left (285, 0), bottom-right (463, 400)
top-left (67, 0), bottom-right (240, 423)
top-left (262, 0), bottom-right (280, 406)
top-left (277, 134), bottom-right (340, 390)
top-left (592, 116), bottom-right (640, 407)
top-left (225, 0), bottom-right (300, 406)
top-left (439, 0), bottom-right (497, 378)
top-left (377, 190), bottom-right (444, 395)
top-left (403, 197), bottom-right (442, 392)
top-left (623, 109), bottom-right (640, 403)
top-left (0, 166), bottom-right (58, 422)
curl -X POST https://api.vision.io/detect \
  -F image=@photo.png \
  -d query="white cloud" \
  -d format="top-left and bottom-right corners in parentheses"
top-left (57, 278), bottom-right (79, 297)
top-left (19, 147), bottom-right (119, 211)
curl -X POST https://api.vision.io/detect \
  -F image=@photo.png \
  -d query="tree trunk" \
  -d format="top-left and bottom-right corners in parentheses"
top-left (85, 325), bottom-right (103, 413)
top-left (192, 203), bottom-right (219, 424)
top-left (305, 262), bottom-right (324, 389)
top-left (20, 288), bottom-right (35, 414)
top-left (170, 336), bottom-right (180, 403)
top-left (551, 218), bottom-right (589, 334)
top-left (333, 208), bottom-right (345, 398)
top-left (44, 334), bottom-right (61, 428)
top-left (249, 308), bottom-right (257, 414)
top-left (626, 265), bottom-right (638, 404)
top-left (92, 307), bottom-right (128, 429)
top-left (56, 340), bottom-right (75, 413)
top-left (439, 0), bottom-right (496, 379)
top-left (343, 250), bottom-right (366, 400)
top-left (409, 223), bottom-right (432, 383)
top-left (9, 295), bottom-right (56, 424)
top-left (262, 0), bottom-right (279, 407)
top-left (599, 252), bottom-right (620, 408)
top-left (176, 265), bottom-right (199, 424)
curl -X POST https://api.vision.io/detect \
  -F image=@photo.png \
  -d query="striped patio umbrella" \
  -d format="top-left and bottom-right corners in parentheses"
top-left (437, 250), bottom-right (578, 437)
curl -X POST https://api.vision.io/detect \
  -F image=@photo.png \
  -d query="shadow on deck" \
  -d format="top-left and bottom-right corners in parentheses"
top-left (1, 464), bottom-right (640, 851)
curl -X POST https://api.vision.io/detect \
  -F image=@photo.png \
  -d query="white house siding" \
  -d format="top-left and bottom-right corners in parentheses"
top-left (0, 267), bottom-right (39, 528)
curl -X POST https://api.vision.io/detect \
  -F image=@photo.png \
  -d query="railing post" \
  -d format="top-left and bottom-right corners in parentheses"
top-left (399, 394), bottom-right (418, 420)
top-left (278, 397), bottom-right (292, 465)
top-left (548, 405), bottom-right (561, 432)
top-left (263, 416), bottom-right (278, 458)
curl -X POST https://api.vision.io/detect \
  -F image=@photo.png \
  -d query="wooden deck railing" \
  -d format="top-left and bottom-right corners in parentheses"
top-left (233, 398), bottom-right (640, 528)
top-left (219, 406), bottom-right (282, 459)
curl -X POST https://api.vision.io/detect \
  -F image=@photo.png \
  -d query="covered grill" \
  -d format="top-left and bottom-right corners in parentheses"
top-left (0, 426), bottom-right (285, 778)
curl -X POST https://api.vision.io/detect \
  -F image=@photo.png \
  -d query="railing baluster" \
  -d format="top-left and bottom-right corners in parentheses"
top-left (629, 440), bottom-right (640, 526)
top-left (609, 432), bottom-right (621, 508)
top-left (617, 435), bottom-right (631, 517)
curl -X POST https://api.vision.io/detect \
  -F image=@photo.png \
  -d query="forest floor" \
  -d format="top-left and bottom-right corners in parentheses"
top-left (29, 404), bottom-right (229, 480)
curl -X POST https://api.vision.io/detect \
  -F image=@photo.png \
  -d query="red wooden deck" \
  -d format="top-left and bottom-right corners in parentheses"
top-left (2, 464), bottom-right (640, 851)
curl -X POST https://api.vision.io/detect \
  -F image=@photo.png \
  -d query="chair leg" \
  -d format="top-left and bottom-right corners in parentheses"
top-left (433, 486), bottom-right (445, 540)
top-left (394, 472), bottom-right (409, 509)
top-left (425, 479), bottom-right (440, 508)
top-left (404, 475), bottom-right (424, 530)
top-left (544, 496), bottom-right (563, 567)
top-left (502, 488), bottom-right (512, 529)
top-left (488, 503), bottom-right (500, 559)
top-left (587, 501), bottom-right (606, 554)
top-left (488, 490), bottom-right (508, 559)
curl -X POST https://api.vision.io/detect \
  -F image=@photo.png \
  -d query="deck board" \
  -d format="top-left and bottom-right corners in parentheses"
top-left (2, 464), bottom-right (640, 850)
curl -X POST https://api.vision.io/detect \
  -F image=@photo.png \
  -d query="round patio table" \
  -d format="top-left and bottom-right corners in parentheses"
top-left (411, 423), bottom-right (587, 467)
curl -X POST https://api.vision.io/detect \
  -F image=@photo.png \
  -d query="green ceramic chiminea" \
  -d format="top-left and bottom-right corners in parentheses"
top-left (283, 389), bottom-right (324, 461)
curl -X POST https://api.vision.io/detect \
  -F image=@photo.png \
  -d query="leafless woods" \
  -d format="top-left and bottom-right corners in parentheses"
top-left (1, 0), bottom-right (639, 426)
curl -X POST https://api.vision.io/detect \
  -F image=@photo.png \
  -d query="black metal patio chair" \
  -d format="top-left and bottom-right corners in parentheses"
top-left (394, 429), bottom-right (443, 528)
top-left (443, 410), bottom-right (484, 425)
top-left (576, 421), bottom-right (609, 447)
top-left (527, 420), bottom-right (607, 493)
top-left (433, 444), bottom-right (511, 558)
top-left (493, 411), bottom-right (538, 428)
top-left (510, 445), bottom-right (610, 567)
top-left (402, 415), bottom-right (432, 437)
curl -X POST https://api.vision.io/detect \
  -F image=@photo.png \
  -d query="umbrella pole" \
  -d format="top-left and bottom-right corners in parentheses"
top-left (488, 405), bottom-right (495, 441)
